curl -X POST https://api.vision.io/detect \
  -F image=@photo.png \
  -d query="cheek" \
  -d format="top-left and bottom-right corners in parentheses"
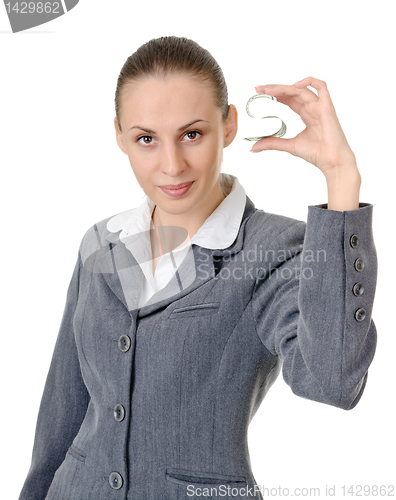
top-left (190, 137), bottom-right (223, 167)
top-left (125, 147), bottom-right (152, 175)
top-left (125, 156), bottom-right (149, 188)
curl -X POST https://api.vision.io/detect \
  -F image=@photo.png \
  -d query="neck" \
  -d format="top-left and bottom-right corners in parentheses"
top-left (151, 180), bottom-right (225, 252)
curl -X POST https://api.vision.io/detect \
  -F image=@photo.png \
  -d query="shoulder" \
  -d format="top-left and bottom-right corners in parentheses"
top-left (245, 207), bottom-right (307, 246)
top-left (241, 207), bottom-right (308, 268)
top-left (77, 207), bottom-right (138, 265)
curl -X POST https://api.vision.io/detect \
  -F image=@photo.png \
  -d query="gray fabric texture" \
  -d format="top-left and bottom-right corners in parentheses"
top-left (19, 195), bottom-right (377, 500)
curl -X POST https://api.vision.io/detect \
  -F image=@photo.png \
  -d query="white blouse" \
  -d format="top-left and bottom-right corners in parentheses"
top-left (106, 173), bottom-right (246, 308)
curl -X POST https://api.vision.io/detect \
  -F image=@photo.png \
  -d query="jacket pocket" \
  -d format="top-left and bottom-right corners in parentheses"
top-left (168, 302), bottom-right (221, 319)
top-left (165, 467), bottom-right (247, 488)
top-left (67, 444), bottom-right (86, 463)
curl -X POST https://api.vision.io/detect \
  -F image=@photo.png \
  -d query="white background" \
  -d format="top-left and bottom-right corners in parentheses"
top-left (1, 1), bottom-right (394, 498)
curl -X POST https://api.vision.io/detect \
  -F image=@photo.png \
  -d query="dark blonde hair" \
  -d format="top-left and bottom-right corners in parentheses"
top-left (115, 36), bottom-right (229, 132)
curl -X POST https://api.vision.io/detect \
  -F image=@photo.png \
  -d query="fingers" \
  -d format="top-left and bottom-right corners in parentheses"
top-left (294, 77), bottom-right (336, 113)
top-left (250, 136), bottom-right (297, 155)
top-left (294, 77), bottom-right (334, 109)
top-left (255, 83), bottom-right (318, 106)
top-left (254, 85), bottom-right (310, 116)
top-left (255, 77), bottom-right (332, 106)
top-left (293, 77), bottom-right (332, 102)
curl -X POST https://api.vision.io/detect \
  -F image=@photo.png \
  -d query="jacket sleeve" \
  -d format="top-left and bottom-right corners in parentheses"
top-left (251, 202), bottom-right (377, 410)
top-left (19, 249), bottom-right (91, 500)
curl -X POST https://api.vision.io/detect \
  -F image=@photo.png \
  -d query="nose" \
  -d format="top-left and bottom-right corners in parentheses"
top-left (160, 140), bottom-right (186, 177)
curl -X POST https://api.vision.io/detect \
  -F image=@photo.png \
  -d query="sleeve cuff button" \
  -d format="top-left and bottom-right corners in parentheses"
top-left (354, 258), bottom-right (365, 272)
top-left (355, 308), bottom-right (367, 321)
top-left (350, 234), bottom-right (359, 248)
top-left (353, 283), bottom-right (365, 296)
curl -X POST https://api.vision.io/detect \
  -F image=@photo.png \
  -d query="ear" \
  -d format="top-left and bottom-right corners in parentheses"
top-left (223, 104), bottom-right (238, 148)
top-left (114, 117), bottom-right (128, 155)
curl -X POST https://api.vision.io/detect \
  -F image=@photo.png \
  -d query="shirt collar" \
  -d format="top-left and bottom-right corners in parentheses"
top-left (106, 172), bottom-right (246, 250)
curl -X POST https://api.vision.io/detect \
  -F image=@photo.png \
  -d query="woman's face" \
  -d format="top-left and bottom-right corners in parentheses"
top-left (114, 73), bottom-right (238, 221)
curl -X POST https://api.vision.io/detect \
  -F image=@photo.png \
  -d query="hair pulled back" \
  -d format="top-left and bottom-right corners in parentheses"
top-left (115, 36), bottom-right (229, 132)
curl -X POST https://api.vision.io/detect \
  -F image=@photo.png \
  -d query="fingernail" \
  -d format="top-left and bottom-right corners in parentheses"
top-left (250, 149), bottom-right (260, 153)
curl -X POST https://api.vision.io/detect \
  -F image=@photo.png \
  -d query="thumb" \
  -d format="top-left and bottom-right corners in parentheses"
top-left (251, 137), bottom-right (296, 155)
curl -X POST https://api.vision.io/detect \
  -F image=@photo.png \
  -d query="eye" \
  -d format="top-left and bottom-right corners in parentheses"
top-left (137, 135), bottom-right (156, 145)
top-left (184, 130), bottom-right (202, 141)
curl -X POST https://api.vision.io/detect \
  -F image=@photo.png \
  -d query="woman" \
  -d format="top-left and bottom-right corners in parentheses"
top-left (19, 36), bottom-right (377, 500)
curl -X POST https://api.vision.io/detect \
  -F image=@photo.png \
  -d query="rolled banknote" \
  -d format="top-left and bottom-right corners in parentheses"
top-left (242, 93), bottom-right (287, 141)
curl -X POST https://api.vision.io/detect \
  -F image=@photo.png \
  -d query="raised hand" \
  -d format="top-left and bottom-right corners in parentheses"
top-left (251, 77), bottom-right (358, 180)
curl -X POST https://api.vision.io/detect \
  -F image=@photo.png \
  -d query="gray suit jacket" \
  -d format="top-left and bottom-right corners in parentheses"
top-left (19, 195), bottom-right (377, 500)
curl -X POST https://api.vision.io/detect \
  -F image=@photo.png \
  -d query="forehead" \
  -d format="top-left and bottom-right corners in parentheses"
top-left (120, 74), bottom-right (220, 127)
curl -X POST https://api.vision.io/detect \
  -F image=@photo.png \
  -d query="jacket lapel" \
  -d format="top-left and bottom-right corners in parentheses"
top-left (90, 195), bottom-right (257, 317)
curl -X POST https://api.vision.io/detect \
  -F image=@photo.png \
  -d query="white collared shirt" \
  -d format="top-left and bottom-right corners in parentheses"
top-left (107, 173), bottom-right (246, 308)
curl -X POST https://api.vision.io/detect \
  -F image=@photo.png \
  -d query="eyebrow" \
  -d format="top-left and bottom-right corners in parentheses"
top-left (128, 119), bottom-right (209, 134)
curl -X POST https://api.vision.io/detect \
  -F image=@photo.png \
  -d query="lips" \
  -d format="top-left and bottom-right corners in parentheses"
top-left (159, 181), bottom-right (194, 198)
top-left (160, 182), bottom-right (193, 189)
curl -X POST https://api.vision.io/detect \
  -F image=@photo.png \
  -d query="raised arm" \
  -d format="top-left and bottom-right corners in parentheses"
top-left (251, 202), bottom-right (377, 409)
top-left (250, 77), bottom-right (377, 409)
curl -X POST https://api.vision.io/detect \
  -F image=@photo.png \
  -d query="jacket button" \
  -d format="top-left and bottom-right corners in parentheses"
top-left (355, 308), bottom-right (367, 322)
top-left (354, 258), bottom-right (365, 272)
top-left (109, 472), bottom-right (123, 490)
top-left (118, 334), bottom-right (131, 352)
top-left (114, 404), bottom-right (125, 422)
top-left (350, 234), bottom-right (359, 248)
top-left (352, 283), bottom-right (365, 296)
